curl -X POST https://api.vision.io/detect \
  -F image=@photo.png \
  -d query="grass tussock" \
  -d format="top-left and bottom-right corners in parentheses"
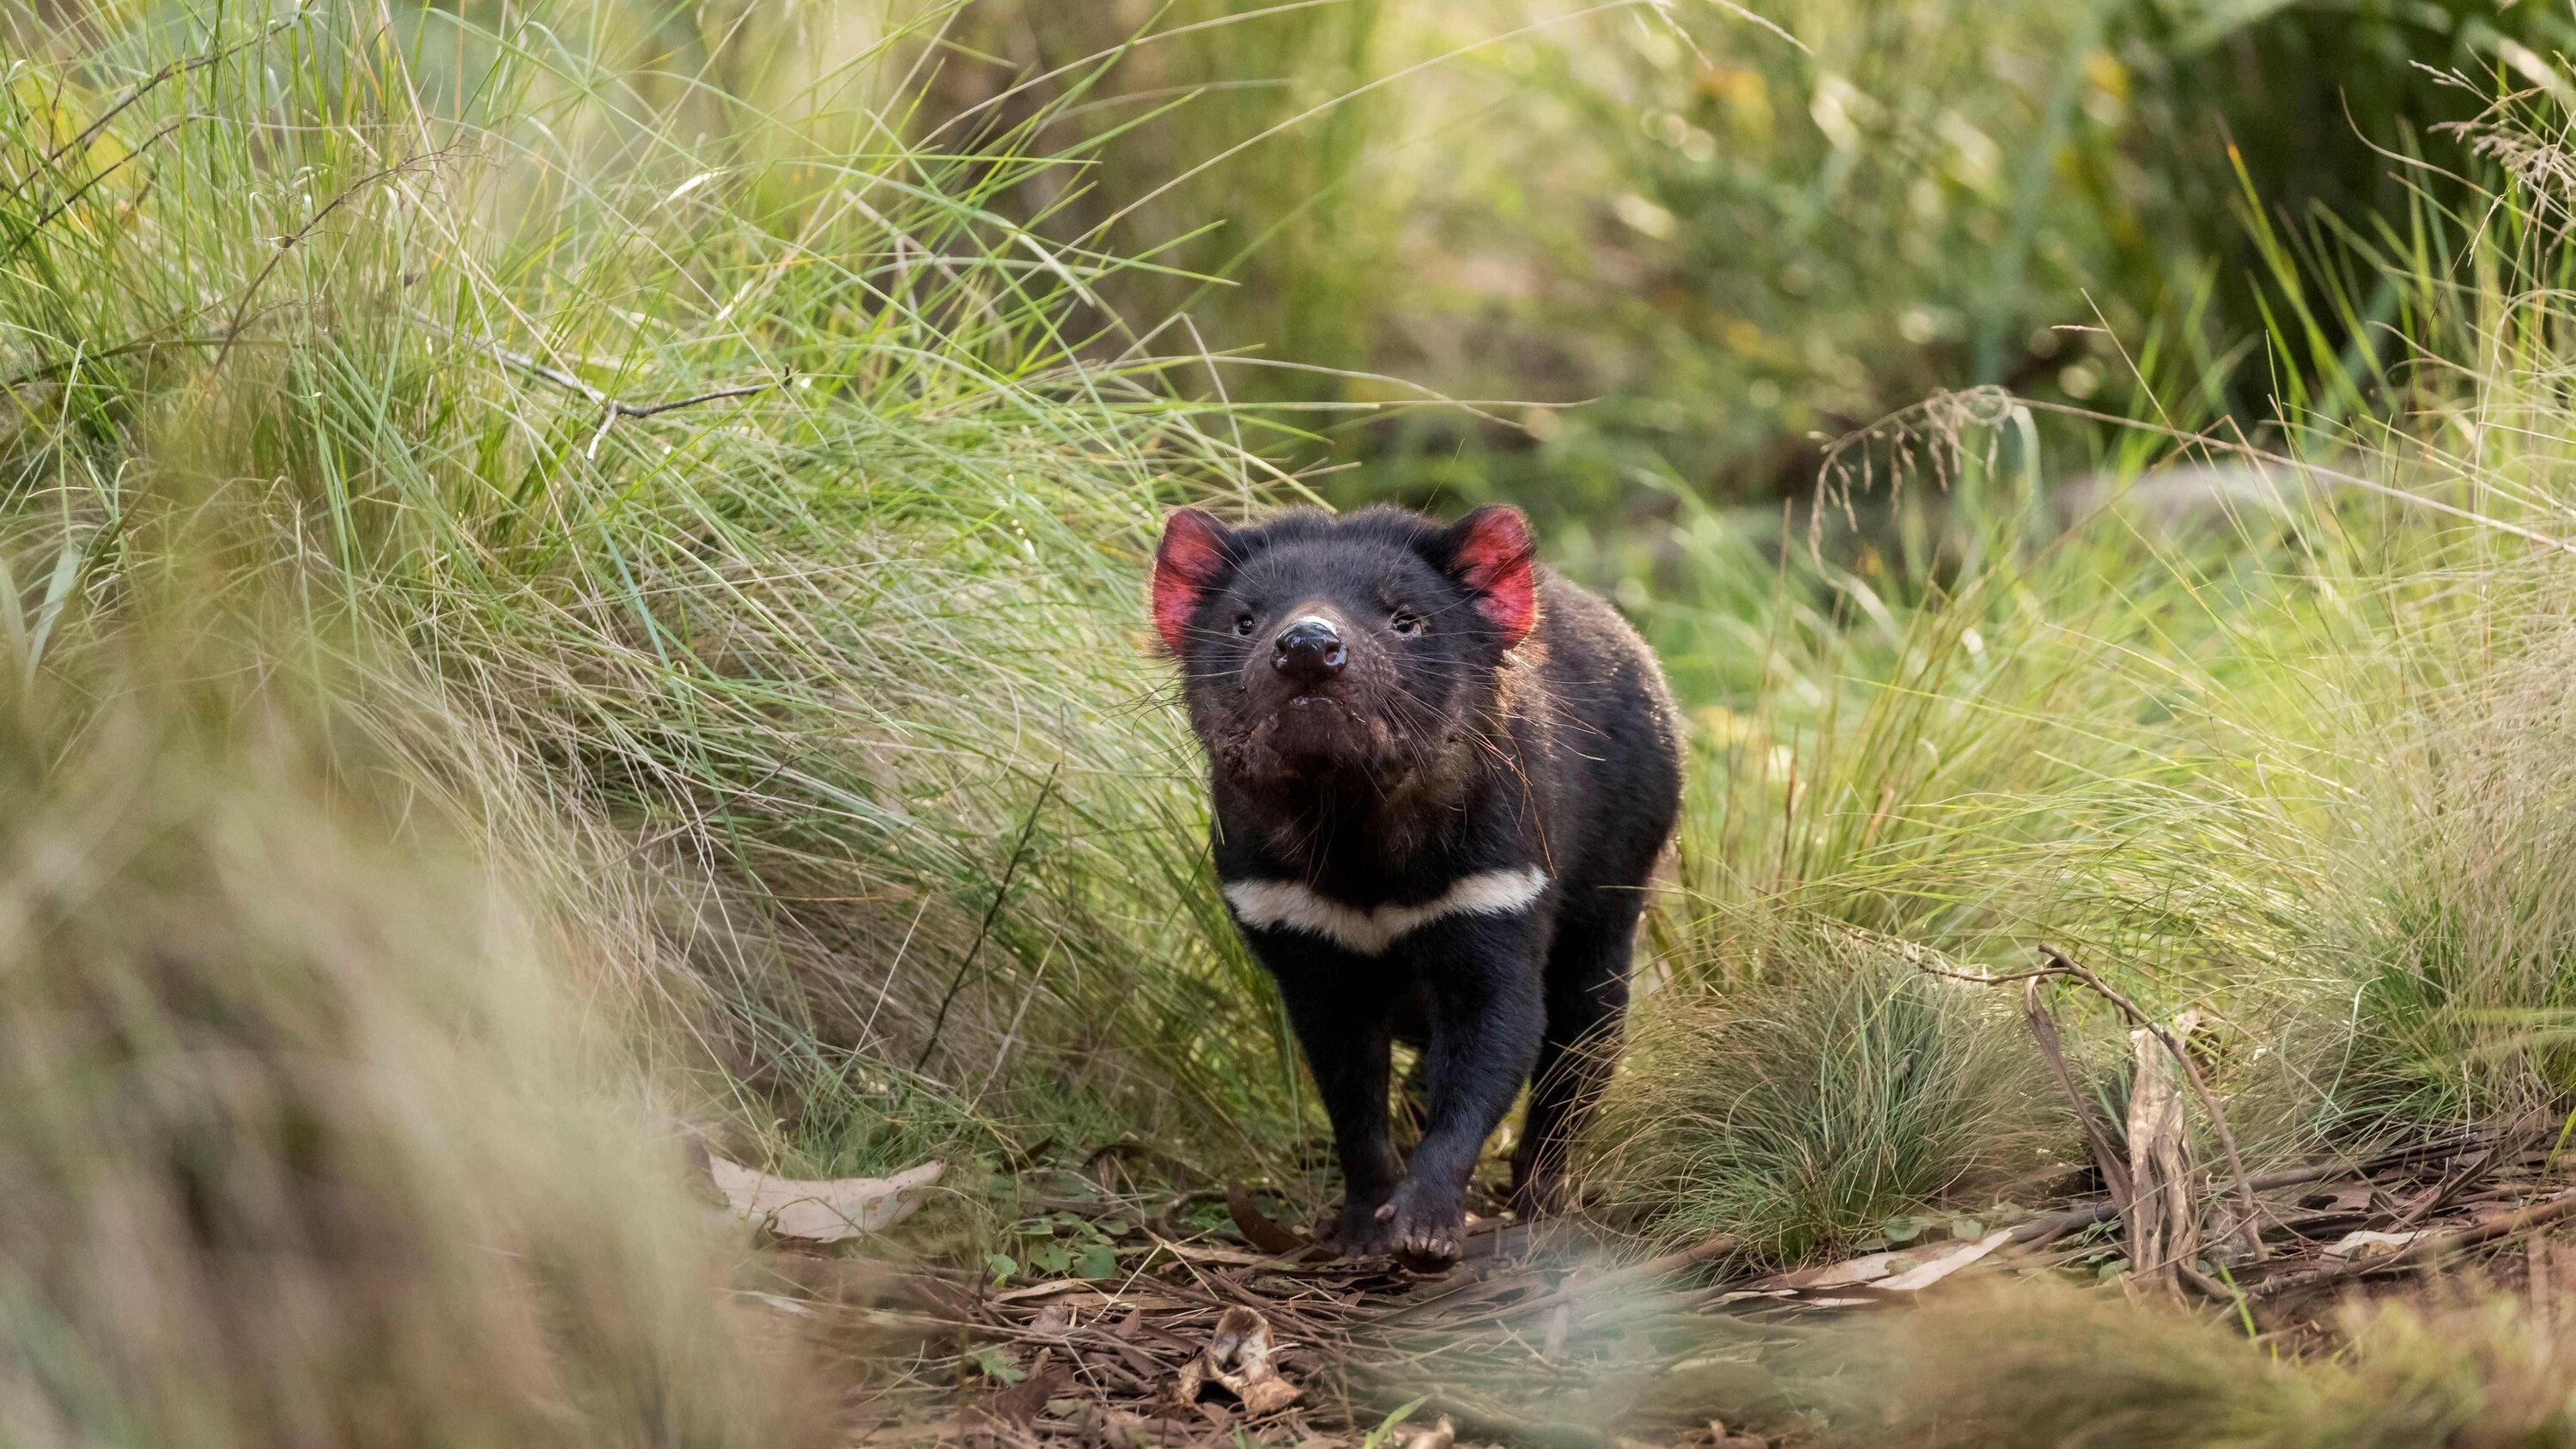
top-left (1, 0), bottom-right (1305, 1183)
top-left (0, 657), bottom-right (824, 1446)
top-left (2281, 601), bottom-right (2576, 1138)
top-left (1587, 927), bottom-right (2063, 1264)
top-left (1854, 1273), bottom-right (2576, 1448)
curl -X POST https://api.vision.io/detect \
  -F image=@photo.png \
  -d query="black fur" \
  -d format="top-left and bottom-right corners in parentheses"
top-left (1155, 503), bottom-right (1684, 1266)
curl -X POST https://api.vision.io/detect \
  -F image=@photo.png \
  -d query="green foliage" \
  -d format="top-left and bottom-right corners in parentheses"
top-left (943, 1), bottom-right (2576, 525)
top-left (0, 0), bottom-right (1305, 1189)
top-left (927, 0), bottom-right (1398, 401)
top-left (1588, 927), bottom-right (2062, 1266)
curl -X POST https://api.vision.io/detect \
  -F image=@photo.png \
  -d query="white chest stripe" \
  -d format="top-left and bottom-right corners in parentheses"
top-left (1222, 867), bottom-right (1550, 956)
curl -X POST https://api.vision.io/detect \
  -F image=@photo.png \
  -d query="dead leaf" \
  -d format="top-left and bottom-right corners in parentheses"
top-left (706, 1155), bottom-right (941, 1242)
top-left (1396, 1416), bottom-right (1455, 1449)
top-left (2324, 1228), bottom-right (2430, 1260)
top-left (1765, 1248), bottom-right (1914, 1292)
top-left (1228, 1180), bottom-right (1308, 1256)
top-left (986, 1349), bottom-right (1068, 1428)
top-left (1175, 1304), bottom-right (1302, 1417)
top-left (1876, 1228), bottom-right (2017, 1291)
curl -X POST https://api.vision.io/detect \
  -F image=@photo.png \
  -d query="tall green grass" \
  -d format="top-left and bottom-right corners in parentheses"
top-left (0, 0), bottom-right (1321, 1190)
top-left (1578, 73), bottom-right (2576, 1260)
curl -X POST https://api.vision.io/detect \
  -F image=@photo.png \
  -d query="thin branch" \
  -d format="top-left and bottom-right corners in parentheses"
top-left (2036, 945), bottom-right (2265, 1263)
top-left (210, 156), bottom-right (440, 375)
top-left (478, 338), bottom-right (605, 401)
top-left (915, 765), bottom-right (1060, 1072)
top-left (3, 11), bottom-right (302, 205)
top-left (1914, 944), bottom-right (2265, 1261)
top-left (0, 115), bottom-right (186, 265)
top-left (2025, 977), bottom-right (2132, 1209)
top-left (469, 335), bottom-right (787, 460)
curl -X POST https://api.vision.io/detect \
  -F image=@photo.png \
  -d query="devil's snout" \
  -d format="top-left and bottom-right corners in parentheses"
top-left (1273, 615), bottom-right (1346, 685)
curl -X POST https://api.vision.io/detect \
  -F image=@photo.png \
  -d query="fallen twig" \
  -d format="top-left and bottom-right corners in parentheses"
top-left (1914, 944), bottom-right (2264, 1261)
top-left (2251, 1190), bottom-right (2576, 1300)
top-left (2001, 1144), bottom-right (2487, 1254)
top-left (2007, 1199), bottom-right (2121, 1246)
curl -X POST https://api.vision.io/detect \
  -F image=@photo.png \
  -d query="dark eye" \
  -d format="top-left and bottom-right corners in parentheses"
top-left (1233, 612), bottom-right (1256, 636)
top-left (1389, 610), bottom-right (1424, 636)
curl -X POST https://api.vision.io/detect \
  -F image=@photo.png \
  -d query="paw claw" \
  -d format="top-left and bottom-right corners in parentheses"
top-left (1374, 1179), bottom-right (1466, 1271)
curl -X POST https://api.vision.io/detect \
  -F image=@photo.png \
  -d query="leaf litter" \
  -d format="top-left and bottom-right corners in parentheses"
top-left (728, 1106), bottom-right (2576, 1449)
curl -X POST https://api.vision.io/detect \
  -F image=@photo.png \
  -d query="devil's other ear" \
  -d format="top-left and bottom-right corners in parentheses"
top-left (1151, 507), bottom-right (1236, 652)
top-left (1443, 504), bottom-right (1539, 648)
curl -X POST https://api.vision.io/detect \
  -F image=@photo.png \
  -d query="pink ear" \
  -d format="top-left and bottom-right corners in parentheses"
top-left (1448, 505), bottom-right (1539, 647)
top-left (1151, 508), bottom-right (1234, 652)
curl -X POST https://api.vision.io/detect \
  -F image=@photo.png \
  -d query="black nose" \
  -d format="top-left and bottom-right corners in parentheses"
top-left (1273, 617), bottom-right (1346, 682)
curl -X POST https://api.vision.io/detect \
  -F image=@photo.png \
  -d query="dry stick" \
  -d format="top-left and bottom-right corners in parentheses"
top-left (2007, 1199), bottom-right (2122, 1247)
top-left (583, 377), bottom-right (782, 460)
top-left (914, 766), bottom-right (1059, 1071)
top-left (3, 12), bottom-right (303, 205)
top-left (0, 115), bottom-right (187, 265)
top-left (210, 157), bottom-right (437, 376)
top-left (471, 337), bottom-right (787, 460)
top-left (2024, 977), bottom-right (2133, 1209)
top-left (2251, 1190), bottom-right (2576, 1300)
top-left (2004, 1138), bottom-right (2511, 1252)
top-left (1915, 944), bottom-right (2265, 1261)
top-left (2036, 946), bottom-right (2264, 1263)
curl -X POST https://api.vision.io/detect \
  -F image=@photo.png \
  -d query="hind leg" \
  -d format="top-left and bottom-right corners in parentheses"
top-left (1510, 893), bottom-right (1644, 1216)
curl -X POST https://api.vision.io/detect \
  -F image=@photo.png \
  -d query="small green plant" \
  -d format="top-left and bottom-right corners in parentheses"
top-left (1358, 1397), bottom-right (1429, 1449)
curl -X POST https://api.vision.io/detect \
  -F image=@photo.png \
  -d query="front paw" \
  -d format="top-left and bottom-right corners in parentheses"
top-left (1316, 1191), bottom-right (1397, 1257)
top-left (1372, 1178), bottom-right (1466, 1270)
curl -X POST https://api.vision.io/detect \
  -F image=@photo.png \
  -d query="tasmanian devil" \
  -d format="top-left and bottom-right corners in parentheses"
top-left (1151, 502), bottom-right (1683, 1267)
